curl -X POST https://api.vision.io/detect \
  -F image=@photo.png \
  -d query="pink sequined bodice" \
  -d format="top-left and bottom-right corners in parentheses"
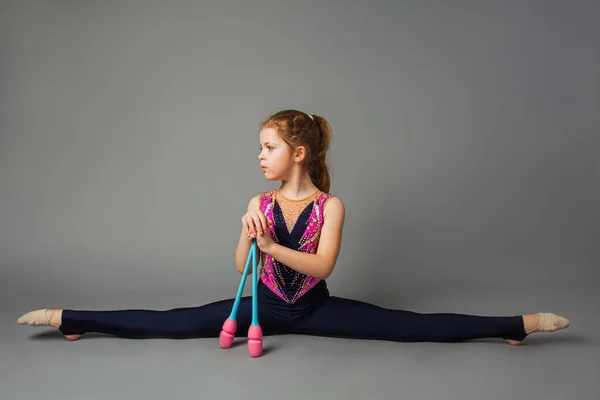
top-left (258, 189), bottom-right (333, 304)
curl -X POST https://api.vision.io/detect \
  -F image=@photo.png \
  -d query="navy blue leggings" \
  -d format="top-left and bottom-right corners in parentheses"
top-left (59, 280), bottom-right (528, 342)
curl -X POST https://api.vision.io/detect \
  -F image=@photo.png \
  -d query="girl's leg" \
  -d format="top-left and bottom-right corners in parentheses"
top-left (295, 296), bottom-right (529, 342)
top-left (57, 296), bottom-right (287, 339)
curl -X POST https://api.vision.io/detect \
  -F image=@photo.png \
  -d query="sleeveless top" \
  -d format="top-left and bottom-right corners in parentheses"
top-left (258, 188), bottom-right (334, 304)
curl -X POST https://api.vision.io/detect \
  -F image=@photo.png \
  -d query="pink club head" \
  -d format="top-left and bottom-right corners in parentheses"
top-left (219, 319), bottom-right (237, 349)
top-left (219, 331), bottom-right (234, 349)
top-left (248, 339), bottom-right (262, 357)
top-left (247, 325), bottom-right (263, 357)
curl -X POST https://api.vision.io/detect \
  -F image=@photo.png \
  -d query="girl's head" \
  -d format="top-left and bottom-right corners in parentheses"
top-left (258, 109), bottom-right (332, 193)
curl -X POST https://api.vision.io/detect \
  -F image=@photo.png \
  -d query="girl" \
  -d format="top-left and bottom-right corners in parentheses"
top-left (18, 109), bottom-right (570, 346)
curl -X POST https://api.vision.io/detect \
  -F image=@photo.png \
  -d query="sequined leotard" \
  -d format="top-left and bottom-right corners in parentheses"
top-left (259, 188), bottom-right (333, 304)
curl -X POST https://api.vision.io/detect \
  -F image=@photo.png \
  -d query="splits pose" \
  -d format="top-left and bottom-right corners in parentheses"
top-left (17, 110), bottom-right (570, 347)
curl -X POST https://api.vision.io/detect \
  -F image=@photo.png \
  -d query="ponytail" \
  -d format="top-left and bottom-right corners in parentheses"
top-left (309, 115), bottom-right (332, 193)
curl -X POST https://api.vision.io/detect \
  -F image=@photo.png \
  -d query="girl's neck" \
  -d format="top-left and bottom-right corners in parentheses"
top-left (278, 180), bottom-right (319, 201)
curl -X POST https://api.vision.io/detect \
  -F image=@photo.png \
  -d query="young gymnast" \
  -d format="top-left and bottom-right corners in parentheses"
top-left (17, 109), bottom-right (570, 346)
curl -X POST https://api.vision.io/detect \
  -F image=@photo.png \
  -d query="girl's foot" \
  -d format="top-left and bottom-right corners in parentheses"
top-left (17, 309), bottom-right (81, 341)
top-left (505, 312), bottom-right (570, 345)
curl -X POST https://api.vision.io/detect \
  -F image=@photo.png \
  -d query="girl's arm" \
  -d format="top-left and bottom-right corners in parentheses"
top-left (266, 196), bottom-right (345, 280)
top-left (235, 195), bottom-right (262, 274)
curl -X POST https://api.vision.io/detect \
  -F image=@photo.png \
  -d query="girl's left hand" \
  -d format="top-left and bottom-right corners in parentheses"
top-left (250, 221), bottom-right (276, 254)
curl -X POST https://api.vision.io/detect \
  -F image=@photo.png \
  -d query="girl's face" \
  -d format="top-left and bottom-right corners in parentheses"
top-left (258, 127), bottom-right (296, 181)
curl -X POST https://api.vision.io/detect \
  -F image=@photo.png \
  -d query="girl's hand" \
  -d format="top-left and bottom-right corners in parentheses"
top-left (255, 228), bottom-right (275, 254)
top-left (242, 209), bottom-right (269, 239)
top-left (242, 209), bottom-right (275, 253)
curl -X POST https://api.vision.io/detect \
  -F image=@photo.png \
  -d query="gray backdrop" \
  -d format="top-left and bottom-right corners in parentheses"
top-left (2, 1), bottom-right (599, 400)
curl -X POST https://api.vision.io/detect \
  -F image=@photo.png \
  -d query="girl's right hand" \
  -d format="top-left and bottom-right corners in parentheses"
top-left (242, 209), bottom-right (269, 240)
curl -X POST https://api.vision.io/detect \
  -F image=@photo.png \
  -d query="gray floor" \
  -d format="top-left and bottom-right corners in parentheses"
top-left (4, 284), bottom-right (598, 400)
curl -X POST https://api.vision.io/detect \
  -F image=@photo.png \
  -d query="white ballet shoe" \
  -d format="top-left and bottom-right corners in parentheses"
top-left (505, 312), bottom-right (570, 345)
top-left (526, 312), bottom-right (570, 334)
top-left (17, 309), bottom-right (50, 326)
top-left (18, 309), bottom-right (81, 340)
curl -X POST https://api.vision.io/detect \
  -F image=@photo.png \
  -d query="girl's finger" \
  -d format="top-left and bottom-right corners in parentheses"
top-left (252, 215), bottom-right (263, 235)
top-left (246, 219), bottom-right (255, 237)
top-left (258, 213), bottom-right (268, 233)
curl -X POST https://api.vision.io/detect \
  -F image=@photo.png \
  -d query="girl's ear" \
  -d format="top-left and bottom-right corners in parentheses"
top-left (294, 145), bottom-right (307, 163)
